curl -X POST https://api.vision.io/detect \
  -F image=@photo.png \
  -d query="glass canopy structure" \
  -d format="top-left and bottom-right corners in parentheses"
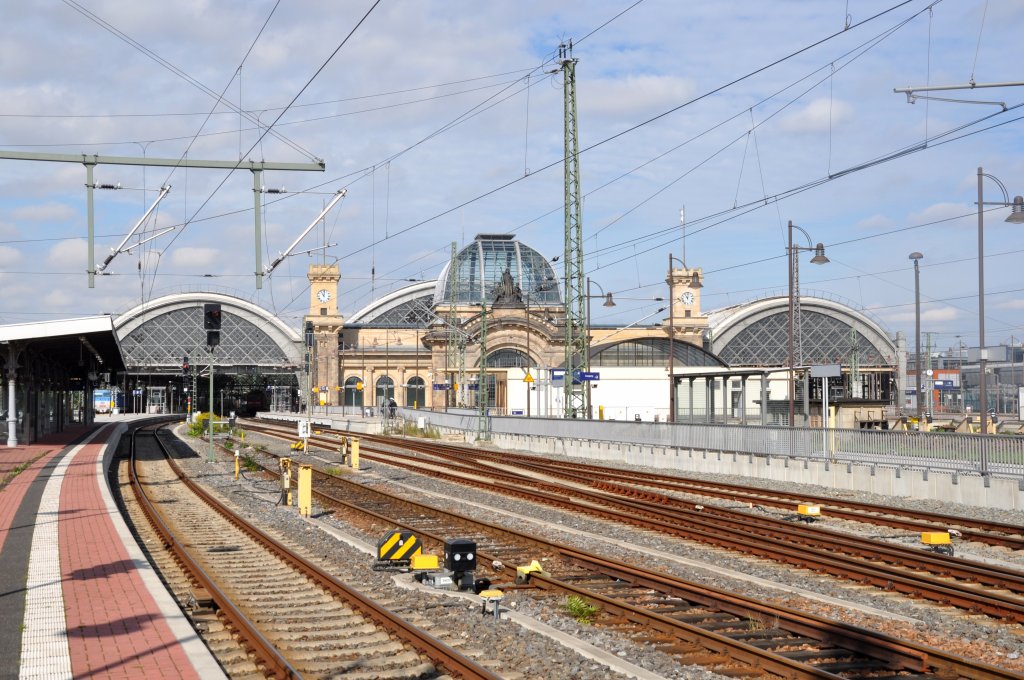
top-left (433, 234), bottom-right (562, 306)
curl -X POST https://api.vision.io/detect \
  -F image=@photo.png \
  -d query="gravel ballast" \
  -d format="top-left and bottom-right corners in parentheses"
top-left (165, 426), bottom-right (1024, 677)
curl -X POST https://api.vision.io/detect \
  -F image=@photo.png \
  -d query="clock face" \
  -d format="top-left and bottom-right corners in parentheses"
top-left (681, 291), bottom-right (695, 305)
top-left (316, 289), bottom-right (332, 303)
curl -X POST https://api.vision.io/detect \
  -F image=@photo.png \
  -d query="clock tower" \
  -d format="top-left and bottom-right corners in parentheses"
top-left (665, 264), bottom-right (708, 345)
top-left (305, 264), bottom-right (343, 406)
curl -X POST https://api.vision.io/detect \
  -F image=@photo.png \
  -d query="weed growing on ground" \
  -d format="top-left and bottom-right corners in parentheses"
top-left (564, 595), bottom-right (599, 624)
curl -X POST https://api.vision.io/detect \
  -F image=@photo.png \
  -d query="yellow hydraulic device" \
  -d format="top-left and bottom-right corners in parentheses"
top-left (290, 440), bottom-right (305, 451)
top-left (350, 437), bottom-right (360, 470)
top-left (297, 465), bottom-right (312, 517)
top-left (796, 504), bottom-right (821, 523)
top-left (921, 531), bottom-right (954, 556)
top-left (514, 559), bottom-right (548, 585)
top-left (410, 554), bottom-right (439, 570)
top-left (279, 458), bottom-right (292, 506)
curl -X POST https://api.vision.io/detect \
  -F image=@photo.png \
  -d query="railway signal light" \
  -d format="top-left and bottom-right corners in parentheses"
top-left (182, 356), bottom-right (189, 375)
top-left (203, 303), bottom-right (222, 330)
top-left (207, 330), bottom-right (220, 347)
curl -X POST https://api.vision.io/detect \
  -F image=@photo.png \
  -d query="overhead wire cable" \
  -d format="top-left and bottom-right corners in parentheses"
top-left (60, 0), bottom-right (316, 161)
top-left (155, 0), bottom-right (381, 267)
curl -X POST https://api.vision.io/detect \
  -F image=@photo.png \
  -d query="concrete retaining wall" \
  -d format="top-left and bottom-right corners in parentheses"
top-left (490, 431), bottom-right (1024, 511)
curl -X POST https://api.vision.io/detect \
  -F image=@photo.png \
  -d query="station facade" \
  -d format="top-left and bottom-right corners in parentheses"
top-left (8, 234), bottom-right (899, 435)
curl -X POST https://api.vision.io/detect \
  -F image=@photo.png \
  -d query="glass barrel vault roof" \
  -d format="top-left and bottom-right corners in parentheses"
top-left (434, 234), bottom-right (562, 306)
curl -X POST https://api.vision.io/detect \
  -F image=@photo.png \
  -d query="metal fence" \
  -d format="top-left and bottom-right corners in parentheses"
top-left (403, 408), bottom-right (1024, 480)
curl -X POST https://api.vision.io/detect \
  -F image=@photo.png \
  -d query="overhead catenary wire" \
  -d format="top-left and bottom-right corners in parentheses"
top-left (330, 0), bottom-right (933, 266)
top-left (60, 0), bottom-right (315, 161)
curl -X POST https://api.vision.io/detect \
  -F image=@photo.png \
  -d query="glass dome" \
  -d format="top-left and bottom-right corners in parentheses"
top-left (433, 234), bottom-right (562, 306)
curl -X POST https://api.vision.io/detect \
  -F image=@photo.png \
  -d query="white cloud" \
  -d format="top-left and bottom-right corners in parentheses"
top-left (0, 245), bottom-right (21, 267)
top-left (906, 202), bottom-right (974, 226)
top-left (582, 75), bottom-right (696, 118)
top-left (12, 202), bottom-right (77, 222)
top-left (47, 239), bottom-right (87, 269)
top-left (42, 288), bottom-right (74, 308)
top-left (778, 98), bottom-right (852, 134)
top-left (996, 299), bottom-right (1024, 311)
top-left (169, 246), bottom-right (218, 269)
top-left (880, 306), bottom-right (959, 325)
top-left (853, 214), bottom-right (895, 230)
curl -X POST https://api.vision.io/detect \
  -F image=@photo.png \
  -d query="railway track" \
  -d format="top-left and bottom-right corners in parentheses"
top-left (252, 422), bottom-right (1024, 624)
top-left (128, 424), bottom-right (500, 679)
top-left (231, 421), bottom-right (1019, 679)
top-left (443, 444), bottom-right (1024, 551)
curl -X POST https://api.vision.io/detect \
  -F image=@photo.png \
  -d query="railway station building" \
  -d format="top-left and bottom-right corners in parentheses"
top-left (69, 233), bottom-right (900, 429)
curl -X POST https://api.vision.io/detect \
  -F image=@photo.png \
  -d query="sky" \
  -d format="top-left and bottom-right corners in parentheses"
top-left (1, 0), bottom-right (1022, 354)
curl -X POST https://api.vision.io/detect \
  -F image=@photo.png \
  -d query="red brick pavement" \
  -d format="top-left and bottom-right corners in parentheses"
top-left (55, 429), bottom-right (203, 679)
top-left (0, 429), bottom-right (88, 552)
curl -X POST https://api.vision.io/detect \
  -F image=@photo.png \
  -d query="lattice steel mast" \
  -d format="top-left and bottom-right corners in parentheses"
top-left (444, 241), bottom-right (467, 408)
top-left (560, 42), bottom-right (587, 418)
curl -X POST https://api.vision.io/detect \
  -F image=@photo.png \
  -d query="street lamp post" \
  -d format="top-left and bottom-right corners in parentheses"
top-left (976, 168), bottom-right (1024, 469)
top-left (585, 277), bottom-right (615, 419)
top-left (787, 221), bottom-right (829, 428)
top-left (910, 252), bottom-right (924, 428)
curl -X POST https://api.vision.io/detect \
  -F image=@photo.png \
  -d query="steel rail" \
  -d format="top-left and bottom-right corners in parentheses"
top-left (436, 440), bottom-right (1024, 550)
top-left (240, 421), bottom-right (1019, 678)
top-left (137, 425), bottom-right (499, 680)
top-left (356, 434), bottom-right (1024, 594)
top-left (129, 426), bottom-right (302, 679)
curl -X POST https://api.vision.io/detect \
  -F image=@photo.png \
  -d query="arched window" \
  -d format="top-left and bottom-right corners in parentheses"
top-left (376, 375), bottom-right (394, 406)
top-left (406, 376), bottom-right (426, 408)
top-left (484, 348), bottom-right (530, 368)
top-left (344, 376), bottom-right (364, 407)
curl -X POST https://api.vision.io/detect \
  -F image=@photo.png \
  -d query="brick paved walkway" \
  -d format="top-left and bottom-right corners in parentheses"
top-left (0, 421), bottom-right (223, 679)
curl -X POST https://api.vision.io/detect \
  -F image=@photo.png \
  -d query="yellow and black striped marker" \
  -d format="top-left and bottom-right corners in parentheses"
top-left (374, 530), bottom-right (422, 569)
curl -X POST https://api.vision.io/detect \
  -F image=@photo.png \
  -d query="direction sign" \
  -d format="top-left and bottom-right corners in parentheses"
top-left (573, 371), bottom-right (600, 381)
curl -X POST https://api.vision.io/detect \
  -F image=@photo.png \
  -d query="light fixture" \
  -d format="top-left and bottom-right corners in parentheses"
top-left (689, 272), bottom-right (703, 288)
top-left (1007, 196), bottom-right (1024, 224)
top-left (810, 243), bottom-right (830, 264)
top-left (602, 293), bottom-right (615, 307)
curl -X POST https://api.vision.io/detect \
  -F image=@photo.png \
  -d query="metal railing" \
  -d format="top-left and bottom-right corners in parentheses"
top-left (400, 408), bottom-right (1024, 480)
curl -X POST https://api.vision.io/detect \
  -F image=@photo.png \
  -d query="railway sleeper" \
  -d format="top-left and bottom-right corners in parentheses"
top-left (301, 651), bottom-right (432, 675)
top-left (813, 659), bottom-right (893, 673)
top-left (280, 637), bottom-right (405, 655)
top-left (737, 635), bottom-right (820, 649)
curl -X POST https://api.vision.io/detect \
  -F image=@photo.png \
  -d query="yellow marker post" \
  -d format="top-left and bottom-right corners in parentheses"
top-left (297, 465), bottom-right (312, 517)
top-left (350, 438), bottom-right (359, 470)
top-left (234, 450), bottom-right (240, 481)
top-left (280, 458), bottom-right (292, 506)
top-left (598, 405), bottom-right (604, 420)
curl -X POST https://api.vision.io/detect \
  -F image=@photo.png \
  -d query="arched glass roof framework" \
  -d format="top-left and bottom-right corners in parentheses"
top-left (590, 337), bottom-right (726, 368)
top-left (114, 293), bottom-right (303, 371)
top-left (434, 234), bottom-right (562, 306)
top-left (708, 297), bottom-right (896, 367)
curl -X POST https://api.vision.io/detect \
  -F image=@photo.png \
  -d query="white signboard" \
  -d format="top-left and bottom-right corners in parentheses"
top-left (297, 420), bottom-right (310, 438)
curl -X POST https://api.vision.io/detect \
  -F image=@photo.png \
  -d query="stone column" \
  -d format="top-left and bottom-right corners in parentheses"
top-left (6, 344), bottom-right (23, 447)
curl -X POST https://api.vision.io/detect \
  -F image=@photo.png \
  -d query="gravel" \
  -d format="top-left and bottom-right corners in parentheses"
top-left (164, 426), bottom-right (1024, 678)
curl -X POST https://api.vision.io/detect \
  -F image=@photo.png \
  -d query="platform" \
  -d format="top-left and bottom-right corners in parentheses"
top-left (0, 416), bottom-right (223, 679)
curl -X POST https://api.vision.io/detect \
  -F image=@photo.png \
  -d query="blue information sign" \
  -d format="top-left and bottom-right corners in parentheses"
top-left (573, 371), bottom-right (600, 381)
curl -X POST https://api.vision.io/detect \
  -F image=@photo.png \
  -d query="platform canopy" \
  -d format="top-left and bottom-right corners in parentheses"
top-left (0, 316), bottom-right (126, 372)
